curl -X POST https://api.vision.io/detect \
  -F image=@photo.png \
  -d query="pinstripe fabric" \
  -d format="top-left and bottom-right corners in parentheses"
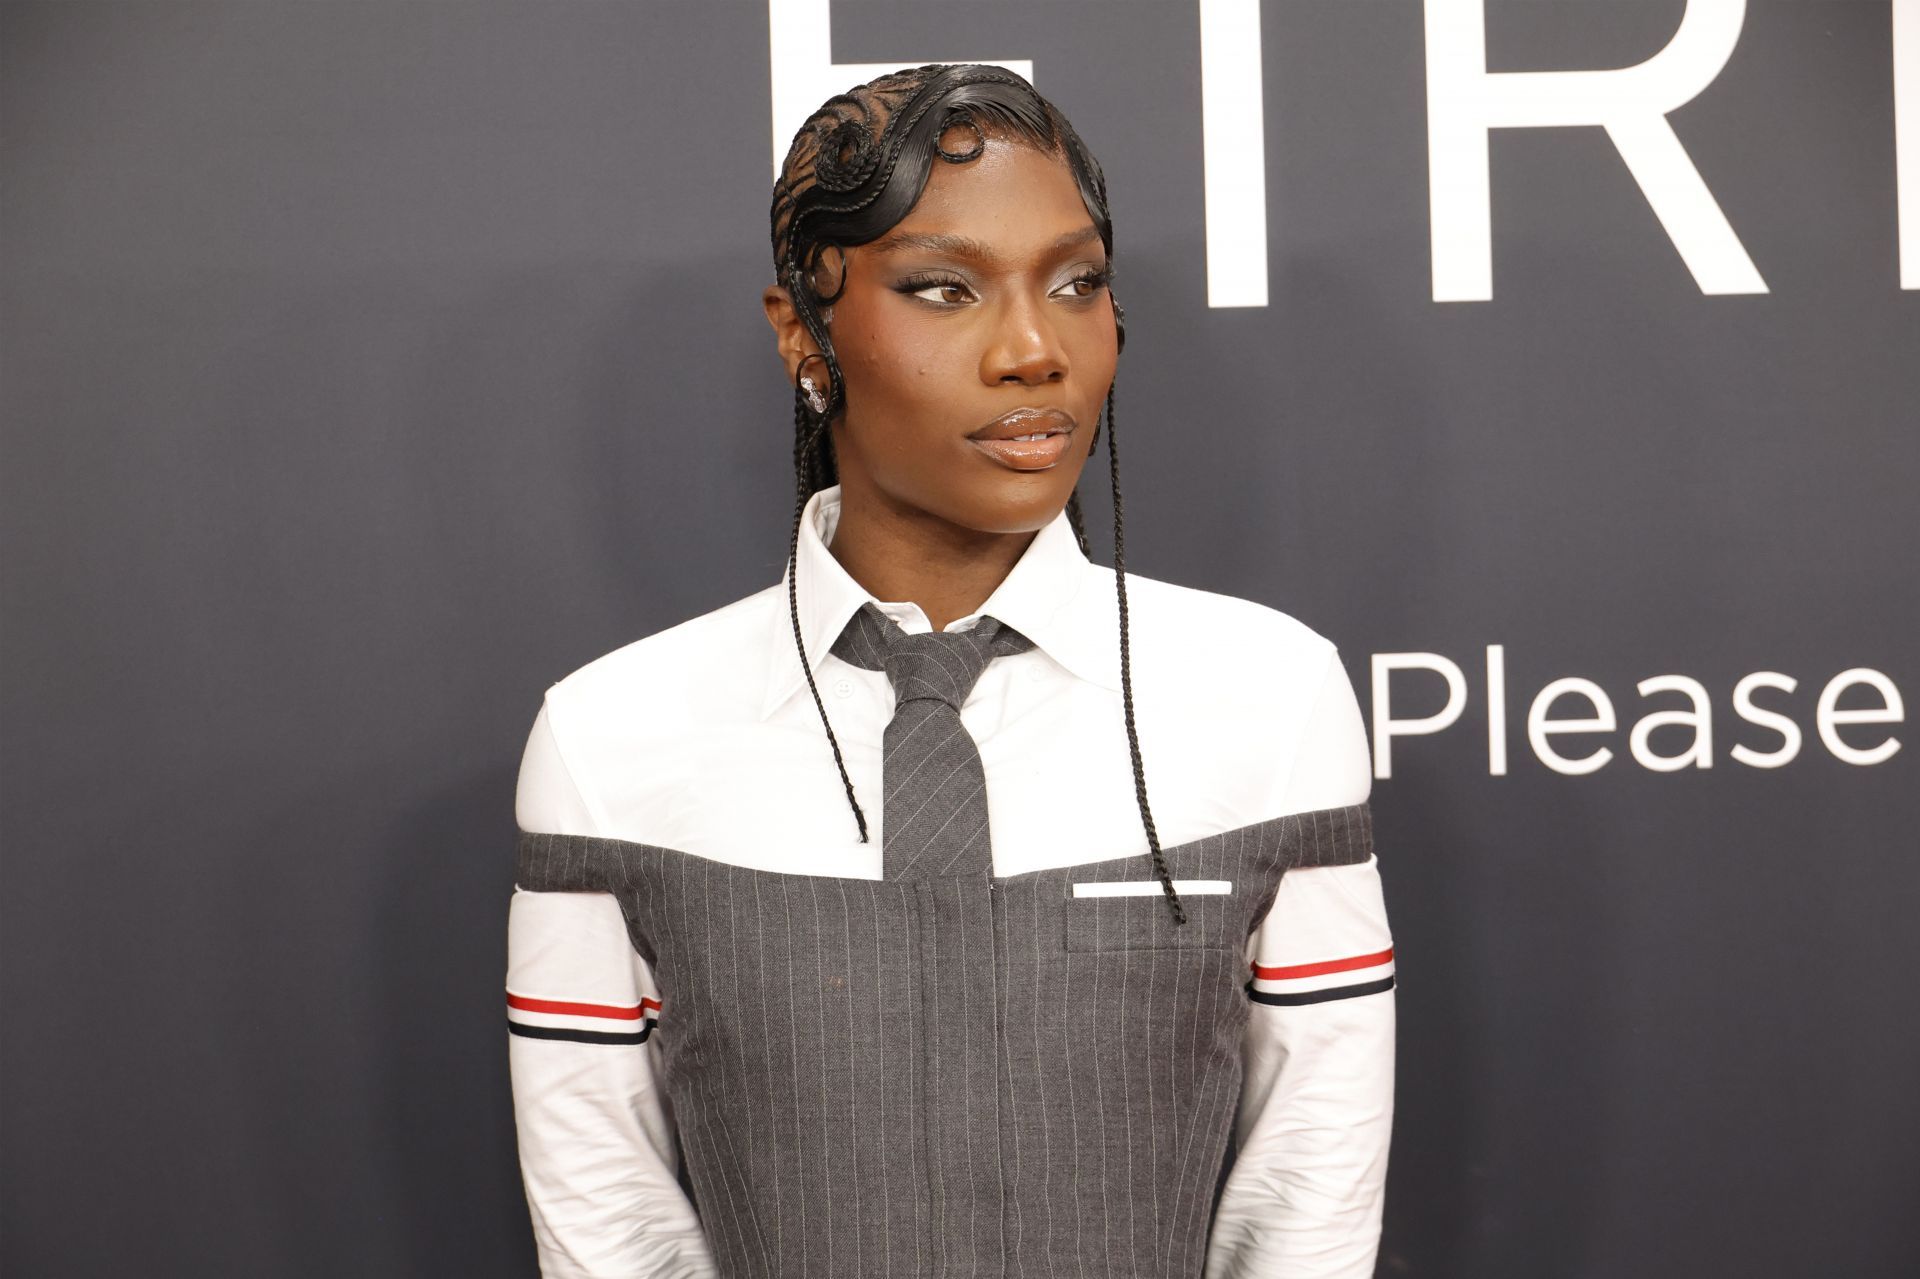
top-left (515, 801), bottom-right (1373, 1278)
top-left (828, 601), bottom-right (1036, 882)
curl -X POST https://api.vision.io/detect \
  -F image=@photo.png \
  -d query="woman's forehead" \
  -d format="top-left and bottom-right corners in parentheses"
top-left (866, 225), bottom-right (1103, 268)
top-left (875, 139), bottom-right (1100, 263)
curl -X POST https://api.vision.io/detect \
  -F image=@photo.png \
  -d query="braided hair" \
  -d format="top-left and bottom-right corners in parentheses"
top-left (770, 63), bottom-right (1186, 926)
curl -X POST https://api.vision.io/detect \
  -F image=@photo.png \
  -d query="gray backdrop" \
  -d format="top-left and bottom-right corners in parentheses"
top-left (3, 2), bottom-right (1914, 1276)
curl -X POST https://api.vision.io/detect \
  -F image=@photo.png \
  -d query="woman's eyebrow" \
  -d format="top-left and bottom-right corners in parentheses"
top-left (869, 225), bottom-right (1102, 262)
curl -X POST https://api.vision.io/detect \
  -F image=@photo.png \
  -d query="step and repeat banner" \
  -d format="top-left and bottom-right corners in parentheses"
top-left (4, 2), bottom-right (1913, 1276)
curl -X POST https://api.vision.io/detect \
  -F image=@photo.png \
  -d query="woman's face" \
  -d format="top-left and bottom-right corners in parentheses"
top-left (766, 131), bottom-right (1118, 537)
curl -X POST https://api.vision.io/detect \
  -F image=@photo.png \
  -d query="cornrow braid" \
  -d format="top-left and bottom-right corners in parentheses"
top-left (1063, 491), bottom-right (1092, 560)
top-left (1099, 381), bottom-right (1184, 924)
top-left (785, 380), bottom-right (866, 843)
top-left (773, 63), bottom-right (1183, 926)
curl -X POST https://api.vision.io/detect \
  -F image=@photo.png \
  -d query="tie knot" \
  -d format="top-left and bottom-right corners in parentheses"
top-left (830, 601), bottom-right (1035, 710)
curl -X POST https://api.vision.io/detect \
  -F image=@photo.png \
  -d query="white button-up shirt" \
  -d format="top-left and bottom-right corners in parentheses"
top-left (509, 484), bottom-right (1395, 1277)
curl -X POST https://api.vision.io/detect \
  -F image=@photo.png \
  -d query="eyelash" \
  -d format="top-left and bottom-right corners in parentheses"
top-left (894, 265), bottom-right (1113, 307)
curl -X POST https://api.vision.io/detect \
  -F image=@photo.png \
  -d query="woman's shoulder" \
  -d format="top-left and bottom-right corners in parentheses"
top-left (538, 581), bottom-right (788, 727)
top-left (1102, 564), bottom-right (1341, 671)
top-left (1093, 564), bottom-right (1352, 737)
top-left (1084, 565), bottom-right (1368, 812)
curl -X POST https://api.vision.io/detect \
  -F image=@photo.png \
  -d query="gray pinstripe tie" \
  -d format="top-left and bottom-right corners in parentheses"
top-left (829, 600), bottom-right (1035, 881)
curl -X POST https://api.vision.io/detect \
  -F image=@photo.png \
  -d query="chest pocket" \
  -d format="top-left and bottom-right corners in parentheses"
top-left (1062, 879), bottom-right (1239, 952)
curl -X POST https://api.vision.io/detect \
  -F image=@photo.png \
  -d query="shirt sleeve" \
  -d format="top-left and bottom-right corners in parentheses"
top-left (508, 697), bottom-right (719, 1279)
top-left (1205, 646), bottom-right (1396, 1279)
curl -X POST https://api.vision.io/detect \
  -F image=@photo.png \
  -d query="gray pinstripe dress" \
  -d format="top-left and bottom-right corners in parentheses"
top-left (514, 802), bottom-right (1372, 1278)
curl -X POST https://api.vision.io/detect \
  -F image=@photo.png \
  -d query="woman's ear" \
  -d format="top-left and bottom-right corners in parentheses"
top-left (761, 284), bottom-right (812, 383)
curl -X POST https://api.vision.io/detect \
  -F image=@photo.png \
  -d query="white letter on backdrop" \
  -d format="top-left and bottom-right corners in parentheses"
top-left (1487, 643), bottom-right (1508, 776)
top-left (1198, 0), bottom-right (1270, 307)
top-left (1371, 652), bottom-right (1469, 779)
top-left (1897, 0), bottom-right (1918, 288)
top-left (768, 0), bottom-right (1033, 178)
top-left (1730, 671), bottom-right (1801, 769)
top-left (1424, 0), bottom-right (1763, 301)
top-left (1630, 675), bottom-right (1714, 771)
top-left (1528, 677), bottom-right (1618, 776)
top-left (1816, 668), bottom-right (1905, 766)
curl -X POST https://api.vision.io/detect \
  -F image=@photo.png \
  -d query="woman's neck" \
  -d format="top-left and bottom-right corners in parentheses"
top-left (826, 493), bottom-right (1038, 633)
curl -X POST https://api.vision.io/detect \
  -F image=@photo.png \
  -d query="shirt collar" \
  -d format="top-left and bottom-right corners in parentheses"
top-left (761, 484), bottom-right (1123, 720)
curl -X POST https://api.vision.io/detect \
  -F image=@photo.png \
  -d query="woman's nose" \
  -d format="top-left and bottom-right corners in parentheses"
top-left (980, 292), bottom-right (1069, 385)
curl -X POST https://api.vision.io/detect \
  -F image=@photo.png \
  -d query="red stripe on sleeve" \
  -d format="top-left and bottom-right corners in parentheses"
top-left (1252, 946), bottom-right (1394, 981)
top-left (507, 992), bottom-right (661, 1021)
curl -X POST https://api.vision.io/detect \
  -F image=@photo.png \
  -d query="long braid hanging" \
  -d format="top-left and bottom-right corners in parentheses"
top-left (785, 375), bottom-right (870, 843)
top-left (1063, 491), bottom-right (1092, 559)
top-left (1101, 380), bottom-right (1185, 925)
top-left (1085, 148), bottom-right (1183, 925)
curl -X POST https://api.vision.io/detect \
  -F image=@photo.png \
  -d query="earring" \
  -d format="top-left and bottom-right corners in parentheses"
top-left (798, 374), bottom-right (828, 415)
top-left (796, 353), bottom-right (831, 416)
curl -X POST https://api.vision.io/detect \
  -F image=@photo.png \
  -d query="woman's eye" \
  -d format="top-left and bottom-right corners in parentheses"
top-left (1053, 268), bottom-right (1111, 299)
top-left (901, 278), bottom-right (973, 305)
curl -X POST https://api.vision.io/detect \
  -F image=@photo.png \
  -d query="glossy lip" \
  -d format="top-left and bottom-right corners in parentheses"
top-left (967, 407), bottom-right (1077, 471)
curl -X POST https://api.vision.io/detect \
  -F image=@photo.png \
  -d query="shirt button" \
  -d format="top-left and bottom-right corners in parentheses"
top-left (832, 677), bottom-right (854, 699)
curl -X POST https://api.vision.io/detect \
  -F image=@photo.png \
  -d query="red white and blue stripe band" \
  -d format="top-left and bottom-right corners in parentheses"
top-left (506, 991), bottom-right (661, 1045)
top-left (1246, 946), bottom-right (1396, 1006)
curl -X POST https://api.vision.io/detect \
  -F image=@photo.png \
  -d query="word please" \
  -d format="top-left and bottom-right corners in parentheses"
top-left (1371, 648), bottom-right (1905, 777)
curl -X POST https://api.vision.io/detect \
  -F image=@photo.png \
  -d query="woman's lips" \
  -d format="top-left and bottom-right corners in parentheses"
top-left (968, 432), bottom-right (1074, 470)
top-left (968, 407), bottom-right (1077, 471)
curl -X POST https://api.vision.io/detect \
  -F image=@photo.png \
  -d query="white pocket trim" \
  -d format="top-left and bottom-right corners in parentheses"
top-left (1071, 879), bottom-right (1233, 898)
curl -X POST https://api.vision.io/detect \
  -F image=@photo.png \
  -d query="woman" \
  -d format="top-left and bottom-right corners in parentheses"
top-left (507, 64), bottom-right (1395, 1279)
